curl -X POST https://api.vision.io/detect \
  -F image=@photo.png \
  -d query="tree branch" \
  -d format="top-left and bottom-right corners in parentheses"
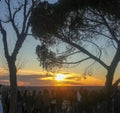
top-left (21, 0), bottom-right (28, 34)
top-left (57, 33), bottom-right (109, 70)
top-left (99, 10), bottom-right (119, 44)
top-left (113, 78), bottom-right (120, 88)
top-left (87, 29), bottom-right (112, 40)
top-left (62, 57), bottom-right (90, 64)
top-left (0, 21), bottom-right (9, 60)
top-left (6, 0), bottom-right (20, 37)
top-left (11, 34), bottom-right (25, 61)
top-left (22, 0), bottom-right (35, 34)
top-left (64, 51), bottom-right (81, 57)
top-left (83, 39), bottom-right (102, 58)
top-left (13, 4), bottom-right (23, 21)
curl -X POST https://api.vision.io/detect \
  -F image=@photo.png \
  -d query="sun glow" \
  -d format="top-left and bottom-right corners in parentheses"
top-left (55, 74), bottom-right (66, 81)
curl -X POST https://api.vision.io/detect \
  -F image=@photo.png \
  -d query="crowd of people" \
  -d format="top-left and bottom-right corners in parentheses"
top-left (0, 85), bottom-right (120, 113)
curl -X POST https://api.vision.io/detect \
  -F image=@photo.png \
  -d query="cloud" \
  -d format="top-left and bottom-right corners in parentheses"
top-left (0, 80), bottom-right (9, 85)
top-left (0, 67), bottom-right (8, 76)
top-left (17, 69), bottom-right (45, 76)
top-left (78, 76), bottom-right (104, 86)
top-left (0, 70), bottom-right (104, 86)
top-left (17, 81), bottom-right (30, 86)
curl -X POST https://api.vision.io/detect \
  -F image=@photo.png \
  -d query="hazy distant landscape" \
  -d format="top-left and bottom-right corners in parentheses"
top-left (19, 86), bottom-right (104, 91)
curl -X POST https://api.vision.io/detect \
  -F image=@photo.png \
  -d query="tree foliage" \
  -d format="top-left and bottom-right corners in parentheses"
top-left (31, 0), bottom-right (120, 37)
top-left (30, 0), bottom-right (120, 93)
top-left (36, 44), bottom-right (66, 71)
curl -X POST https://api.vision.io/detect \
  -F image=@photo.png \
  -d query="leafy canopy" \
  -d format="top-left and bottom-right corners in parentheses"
top-left (30, 0), bottom-right (120, 71)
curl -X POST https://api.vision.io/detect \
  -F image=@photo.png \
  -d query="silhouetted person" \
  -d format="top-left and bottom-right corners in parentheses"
top-left (0, 84), bottom-right (3, 113)
top-left (1, 86), bottom-right (8, 113)
top-left (22, 90), bottom-right (28, 113)
top-left (50, 89), bottom-right (56, 113)
top-left (25, 90), bottom-right (33, 113)
top-left (17, 90), bottom-right (23, 113)
top-left (42, 89), bottom-right (50, 113)
top-left (56, 87), bottom-right (63, 113)
top-left (34, 90), bottom-right (43, 113)
top-left (112, 89), bottom-right (120, 113)
top-left (31, 90), bottom-right (37, 113)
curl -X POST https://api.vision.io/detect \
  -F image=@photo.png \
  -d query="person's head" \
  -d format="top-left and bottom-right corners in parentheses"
top-left (0, 84), bottom-right (2, 93)
top-left (0, 84), bottom-right (2, 89)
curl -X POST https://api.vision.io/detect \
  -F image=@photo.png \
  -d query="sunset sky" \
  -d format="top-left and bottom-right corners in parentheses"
top-left (0, 0), bottom-right (120, 86)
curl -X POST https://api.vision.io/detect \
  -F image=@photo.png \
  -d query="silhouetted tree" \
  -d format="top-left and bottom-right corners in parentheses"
top-left (31, 1), bottom-right (120, 113)
top-left (31, 0), bottom-right (120, 91)
top-left (0, 0), bottom-right (37, 113)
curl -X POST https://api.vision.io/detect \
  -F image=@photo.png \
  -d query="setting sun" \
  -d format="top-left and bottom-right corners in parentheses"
top-left (55, 74), bottom-right (66, 81)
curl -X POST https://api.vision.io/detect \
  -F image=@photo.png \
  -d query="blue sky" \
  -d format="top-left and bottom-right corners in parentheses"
top-left (48, 0), bottom-right (58, 3)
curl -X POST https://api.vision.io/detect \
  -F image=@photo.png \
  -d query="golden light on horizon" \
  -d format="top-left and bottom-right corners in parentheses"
top-left (0, 66), bottom-right (105, 86)
top-left (55, 74), bottom-right (66, 81)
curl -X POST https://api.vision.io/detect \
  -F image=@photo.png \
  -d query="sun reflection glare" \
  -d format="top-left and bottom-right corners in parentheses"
top-left (55, 74), bottom-right (66, 81)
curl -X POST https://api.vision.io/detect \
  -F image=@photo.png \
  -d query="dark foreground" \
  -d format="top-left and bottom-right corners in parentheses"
top-left (1, 86), bottom-right (120, 113)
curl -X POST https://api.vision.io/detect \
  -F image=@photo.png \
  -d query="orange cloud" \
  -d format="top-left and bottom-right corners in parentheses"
top-left (17, 69), bottom-right (46, 76)
top-left (0, 80), bottom-right (9, 85)
top-left (0, 68), bottom-right (104, 86)
top-left (77, 76), bottom-right (104, 86)
top-left (0, 67), bottom-right (8, 76)
top-left (17, 81), bottom-right (30, 86)
top-left (36, 72), bottom-right (104, 86)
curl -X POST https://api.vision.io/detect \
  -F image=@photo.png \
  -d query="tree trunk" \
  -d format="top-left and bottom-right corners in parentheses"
top-left (105, 70), bottom-right (114, 113)
top-left (8, 59), bottom-right (17, 113)
top-left (105, 71), bottom-right (113, 93)
top-left (104, 49), bottom-right (120, 113)
top-left (105, 44), bottom-right (120, 92)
